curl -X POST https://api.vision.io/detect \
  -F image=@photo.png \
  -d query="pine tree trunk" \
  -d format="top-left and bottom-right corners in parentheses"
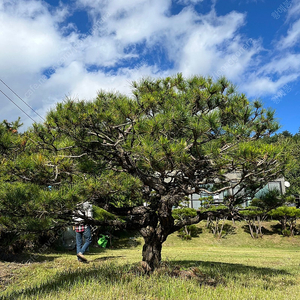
top-left (257, 216), bottom-right (263, 238)
top-left (185, 225), bottom-right (189, 236)
top-left (247, 220), bottom-right (255, 239)
top-left (214, 217), bottom-right (219, 236)
top-left (281, 217), bottom-right (287, 232)
top-left (140, 219), bottom-right (171, 271)
top-left (207, 217), bottom-right (210, 228)
top-left (142, 237), bottom-right (162, 271)
top-left (140, 195), bottom-right (178, 272)
top-left (254, 222), bottom-right (259, 238)
top-left (218, 216), bottom-right (227, 239)
top-left (289, 218), bottom-right (296, 236)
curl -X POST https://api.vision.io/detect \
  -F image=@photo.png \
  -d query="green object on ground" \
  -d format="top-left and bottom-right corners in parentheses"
top-left (97, 234), bottom-right (109, 248)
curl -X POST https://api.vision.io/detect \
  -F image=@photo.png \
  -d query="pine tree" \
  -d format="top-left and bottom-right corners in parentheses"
top-left (1, 75), bottom-right (286, 270)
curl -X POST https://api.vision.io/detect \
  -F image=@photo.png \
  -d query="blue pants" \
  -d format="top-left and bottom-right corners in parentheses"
top-left (76, 226), bottom-right (92, 257)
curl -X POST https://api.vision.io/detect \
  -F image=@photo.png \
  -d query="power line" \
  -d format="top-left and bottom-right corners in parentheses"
top-left (0, 88), bottom-right (37, 124)
top-left (0, 78), bottom-right (45, 122)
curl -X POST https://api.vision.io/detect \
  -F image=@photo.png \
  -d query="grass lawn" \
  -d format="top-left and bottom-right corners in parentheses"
top-left (1, 220), bottom-right (300, 300)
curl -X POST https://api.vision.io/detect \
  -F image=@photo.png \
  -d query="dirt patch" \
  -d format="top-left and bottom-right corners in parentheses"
top-left (132, 263), bottom-right (224, 287)
top-left (0, 261), bottom-right (24, 291)
top-left (156, 266), bottom-right (224, 287)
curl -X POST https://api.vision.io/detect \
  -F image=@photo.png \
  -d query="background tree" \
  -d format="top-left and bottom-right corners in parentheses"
top-left (284, 132), bottom-right (300, 201)
top-left (269, 205), bottom-right (300, 236)
top-left (202, 204), bottom-right (230, 239)
top-left (1, 74), bottom-right (286, 270)
top-left (263, 128), bottom-right (300, 202)
top-left (172, 207), bottom-right (198, 240)
top-left (240, 189), bottom-right (284, 238)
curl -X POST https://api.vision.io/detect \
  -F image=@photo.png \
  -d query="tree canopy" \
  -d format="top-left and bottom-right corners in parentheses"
top-left (0, 74), bottom-right (287, 270)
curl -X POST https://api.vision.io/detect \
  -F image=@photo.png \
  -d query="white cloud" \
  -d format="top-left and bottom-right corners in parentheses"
top-left (0, 0), bottom-right (73, 75)
top-left (177, 11), bottom-right (261, 80)
top-left (79, 1), bottom-right (259, 83)
top-left (177, 0), bottom-right (204, 4)
top-left (275, 1), bottom-right (300, 50)
top-left (2, 0), bottom-right (300, 130)
top-left (287, 0), bottom-right (300, 20)
top-left (0, 0), bottom-right (260, 128)
top-left (259, 53), bottom-right (300, 75)
top-left (242, 73), bottom-right (299, 97)
top-left (278, 18), bottom-right (300, 49)
top-left (238, 0), bottom-right (300, 98)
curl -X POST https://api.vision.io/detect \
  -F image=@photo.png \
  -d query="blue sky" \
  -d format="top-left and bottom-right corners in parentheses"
top-left (0, 0), bottom-right (299, 134)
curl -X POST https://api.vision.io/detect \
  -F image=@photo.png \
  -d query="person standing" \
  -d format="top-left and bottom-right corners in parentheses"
top-left (73, 201), bottom-right (93, 262)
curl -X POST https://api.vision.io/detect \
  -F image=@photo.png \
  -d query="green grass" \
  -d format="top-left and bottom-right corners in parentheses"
top-left (1, 221), bottom-right (300, 300)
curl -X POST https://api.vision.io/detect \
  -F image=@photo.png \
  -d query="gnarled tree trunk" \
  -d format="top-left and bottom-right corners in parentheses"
top-left (140, 195), bottom-right (175, 271)
top-left (141, 231), bottom-right (163, 271)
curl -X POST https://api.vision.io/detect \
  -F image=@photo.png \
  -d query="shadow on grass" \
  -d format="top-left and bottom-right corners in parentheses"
top-left (261, 227), bottom-right (275, 236)
top-left (92, 255), bottom-right (125, 262)
top-left (241, 225), bottom-right (275, 237)
top-left (270, 223), bottom-right (283, 235)
top-left (0, 252), bottom-right (60, 264)
top-left (169, 260), bottom-right (289, 277)
top-left (0, 257), bottom-right (293, 300)
top-left (177, 227), bottom-right (203, 239)
top-left (0, 257), bottom-right (129, 300)
top-left (221, 224), bottom-right (237, 237)
top-left (48, 245), bottom-right (112, 258)
top-left (1, 242), bottom-right (133, 264)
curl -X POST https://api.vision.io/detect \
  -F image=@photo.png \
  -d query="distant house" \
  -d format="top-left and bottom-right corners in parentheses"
top-left (188, 177), bottom-right (287, 210)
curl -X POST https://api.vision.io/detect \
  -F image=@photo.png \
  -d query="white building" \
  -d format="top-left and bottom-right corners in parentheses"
top-left (188, 177), bottom-right (287, 210)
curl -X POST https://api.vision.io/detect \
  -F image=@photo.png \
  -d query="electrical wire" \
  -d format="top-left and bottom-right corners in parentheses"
top-left (0, 78), bottom-right (45, 122)
top-left (0, 88), bottom-right (37, 124)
